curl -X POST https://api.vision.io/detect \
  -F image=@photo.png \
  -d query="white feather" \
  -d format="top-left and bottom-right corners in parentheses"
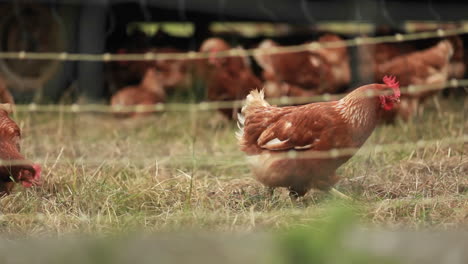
top-left (241, 89), bottom-right (269, 113)
top-left (261, 138), bottom-right (289, 149)
top-left (235, 130), bottom-right (243, 141)
top-left (236, 113), bottom-right (245, 141)
top-left (237, 113), bottom-right (245, 125)
top-left (294, 144), bottom-right (312, 150)
top-left (237, 121), bottom-right (242, 130)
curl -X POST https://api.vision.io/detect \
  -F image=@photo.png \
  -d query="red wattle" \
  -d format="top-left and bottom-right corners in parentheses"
top-left (32, 164), bottom-right (42, 181)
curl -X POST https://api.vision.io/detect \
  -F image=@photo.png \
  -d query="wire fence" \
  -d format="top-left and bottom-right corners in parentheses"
top-left (10, 79), bottom-right (467, 113)
top-left (0, 25), bottom-right (466, 168)
top-left (1, 27), bottom-right (467, 61)
top-left (1, 135), bottom-right (466, 167)
top-left (0, 26), bottom-right (464, 113)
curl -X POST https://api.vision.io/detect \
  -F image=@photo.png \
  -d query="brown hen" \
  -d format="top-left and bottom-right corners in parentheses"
top-left (254, 34), bottom-right (350, 98)
top-left (0, 104), bottom-right (41, 195)
top-left (110, 67), bottom-right (166, 117)
top-left (237, 76), bottom-right (400, 198)
top-left (200, 38), bottom-right (262, 119)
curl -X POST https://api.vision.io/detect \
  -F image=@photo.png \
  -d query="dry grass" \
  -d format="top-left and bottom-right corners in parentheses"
top-left (0, 95), bottom-right (466, 237)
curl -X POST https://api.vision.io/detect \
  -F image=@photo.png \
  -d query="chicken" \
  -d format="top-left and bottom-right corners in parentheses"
top-left (200, 38), bottom-right (262, 119)
top-left (107, 46), bottom-right (189, 97)
top-left (237, 76), bottom-right (400, 198)
top-left (359, 26), bottom-right (462, 83)
top-left (110, 67), bottom-right (166, 117)
top-left (106, 50), bottom-right (152, 95)
top-left (254, 34), bottom-right (350, 98)
top-left (254, 39), bottom-right (330, 96)
top-left (358, 42), bottom-right (415, 83)
top-left (105, 29), bottom-right (154, 93)
top-left (153, 48), bottom-right (190, 91)
top-left (0, 104), bottom-right (41, 195)
top-left (374, 40), bottom-right (453, 121)
top-left (311, 34), bottom-right (351, 91)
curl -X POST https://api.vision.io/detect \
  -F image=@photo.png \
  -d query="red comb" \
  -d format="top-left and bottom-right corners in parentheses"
top-left (18, 164), bottom-right (41, 188)
top-left (383, 75), bottom-right (400, 97)
top-left (33, 164), bottom-right (41, 180)
top-left (383, 75), bottom-right (399, 88)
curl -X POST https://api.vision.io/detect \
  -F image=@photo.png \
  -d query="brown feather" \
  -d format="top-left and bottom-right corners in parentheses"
top-left (0, 110), bottom-right (38, 195)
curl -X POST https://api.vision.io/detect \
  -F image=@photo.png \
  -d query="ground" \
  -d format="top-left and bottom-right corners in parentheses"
top-left (0, 94), bottom-right (466, 237)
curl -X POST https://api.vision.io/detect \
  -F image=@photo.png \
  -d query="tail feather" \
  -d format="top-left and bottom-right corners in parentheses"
top-left (236, 89), bottom-right (269, 142)
top-left (237, 112), bottom-right (245, 127)
top-left (241, 89), bottom-right (269, 115)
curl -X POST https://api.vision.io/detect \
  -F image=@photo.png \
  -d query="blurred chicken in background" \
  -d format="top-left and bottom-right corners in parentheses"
top-left (312, 34), bottom-right (351, 92)
top-left (106, 26), bottom-right (191, 98)
top-left (108, 47), bottom-right (190, 118)
top-left (153, 48), bottom-right (191, 94)
top-left (254, 34), bottom-right (350, 99)
top-left (358, 22), bottom-right (465, 122)
top-left (373, 40), bottom-right (454, 122)
top-left (358, 42), bottom-right (415, 83)
top-left (110, 67), bottom-right (166, 117)
top-left (106, 29), bottom-right (153, 93)
top-left (254, 39), bottom-right (326, 98)
top-left (199, 37), bottom-right (262, 119)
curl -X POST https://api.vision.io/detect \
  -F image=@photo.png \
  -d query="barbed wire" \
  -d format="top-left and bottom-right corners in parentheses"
top-left (1, 135), bottom-right (466, 167)
top-left (9, 78), bottom-right (467, 113)
top-left (0, 27), bottom-right (466, 62)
